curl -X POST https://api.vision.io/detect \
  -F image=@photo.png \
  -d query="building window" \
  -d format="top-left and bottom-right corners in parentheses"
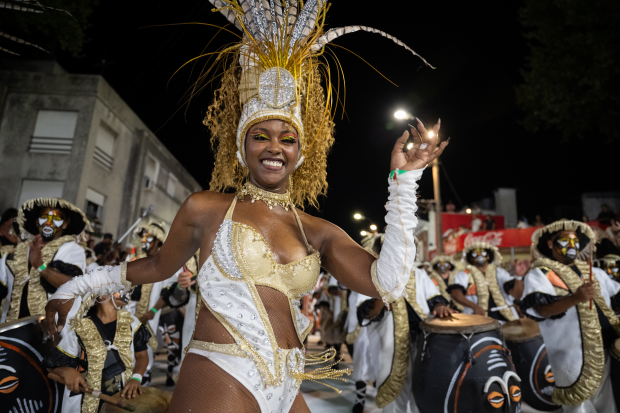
top-left (29, 110), bottom-right (78, 154)
top-left (144, 155), bottom-right (159, 190)
top-left (85, 188), bottom-right (105, 236)
top-left (167, 174), bottom-right (178, 197)
top-left (93, 122), bottom-right (116, 170)
top-left (17, 179), bottom-right (64, 208)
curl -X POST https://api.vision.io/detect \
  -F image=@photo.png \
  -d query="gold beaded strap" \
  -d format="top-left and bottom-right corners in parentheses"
top-left (186, 339), bottom-right (247, 358)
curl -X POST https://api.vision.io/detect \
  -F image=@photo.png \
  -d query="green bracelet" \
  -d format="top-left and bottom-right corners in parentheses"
top-left (176, 283), bottom-right (182, 290)
top-left (150, 308), bottom-right (158, 314)
top-left (38, 262), bottom-right (48, 272)
top-left (129, 377), bottom-right (142, 383)
top-left (389, 169), bottom-right (408, 180)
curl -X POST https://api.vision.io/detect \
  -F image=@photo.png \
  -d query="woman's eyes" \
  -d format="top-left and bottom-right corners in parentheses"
top-left (250, 133), bottom-right (297, 144)
top-left (280, 136), bottom-right (297, 144)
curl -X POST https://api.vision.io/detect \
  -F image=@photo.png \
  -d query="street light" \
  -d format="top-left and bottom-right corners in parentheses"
top-left (394, 110), bottom-right (407, 119)
top-left (407, 142), bottom-right (413, 150)
top-left (428, 131), bottom-right (435, 138)
top-left (466, 208), bottom-right (472, 214)
top-left (354, 213), bottom-right (363, 220)
top-left (370, 224), bottom-right (377, 231)
top-left (360, 230), bottom-right (367, 236)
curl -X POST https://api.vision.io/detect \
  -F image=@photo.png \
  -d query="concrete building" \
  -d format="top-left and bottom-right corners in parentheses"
top-left (0, 60), bottom-right (202, 242)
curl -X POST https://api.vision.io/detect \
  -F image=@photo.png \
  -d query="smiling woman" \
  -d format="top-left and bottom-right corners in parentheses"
top-left (45, 1), bottom-right (448, 412)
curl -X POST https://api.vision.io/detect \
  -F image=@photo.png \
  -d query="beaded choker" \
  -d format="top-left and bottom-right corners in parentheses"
top-left (240, 181), bottom-right (294, 211)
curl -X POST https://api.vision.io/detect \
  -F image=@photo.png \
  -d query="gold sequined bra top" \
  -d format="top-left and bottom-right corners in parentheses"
top-left (195, 196), bottom-right (321, 386)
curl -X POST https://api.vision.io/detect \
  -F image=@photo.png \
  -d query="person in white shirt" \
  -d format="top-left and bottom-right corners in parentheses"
top-left (1, 197), bottom-right (89, 323)
top-left (521, 220), bottom-right (620, 412)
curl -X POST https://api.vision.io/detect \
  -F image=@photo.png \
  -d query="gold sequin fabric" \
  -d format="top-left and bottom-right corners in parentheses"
top-left (532, 258), bottom-right (610, 406)
top-left (465, 264), bottom-right (516, 321)
top-left (71, 308), bottom-right (134, 413)
top-left (6, 235), bottom-right (77, 322)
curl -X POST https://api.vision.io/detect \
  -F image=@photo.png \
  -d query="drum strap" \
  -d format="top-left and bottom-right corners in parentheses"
top-left (461, 332), bottom-right (475, 365)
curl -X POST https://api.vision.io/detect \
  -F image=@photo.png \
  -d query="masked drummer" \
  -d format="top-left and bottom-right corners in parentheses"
top-left (521, 220), bottom-right (620, 412)
top-left (428, 253), bottom-right (458, 310)
top-left (43, 293), bottom-right (152, 412)
top-left (448, 242), bottom-right (521, 323)
top-left (1, 198), bottom-right (89, 323)
top-left (124, 219), bottom-right (169, 385)
top-left (358, 265), bottom-right (453, 413)
top-left (601, 254), bottom-right (620, 282)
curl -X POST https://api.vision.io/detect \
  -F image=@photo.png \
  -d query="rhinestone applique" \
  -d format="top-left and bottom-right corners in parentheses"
top-left (212, 221), bottom-right (243, 279)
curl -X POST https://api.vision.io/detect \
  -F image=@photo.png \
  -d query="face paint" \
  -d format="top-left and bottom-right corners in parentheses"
top-left (437, 261), bottom-right (451, 273)
top-left (554, 232), bottom-right (579, 259)
top-left (141, 234), bottom-right (155, 252)
top-left (37, 210), bottom-right (64, 241)
top-left (470, 248), bottom-right (489, 265)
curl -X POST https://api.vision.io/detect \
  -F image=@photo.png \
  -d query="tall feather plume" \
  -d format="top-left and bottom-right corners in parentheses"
top-left (312, 25), bottom-right (435, 69)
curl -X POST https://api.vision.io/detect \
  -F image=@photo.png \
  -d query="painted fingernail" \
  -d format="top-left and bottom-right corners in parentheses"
top-left (447, 137), bottom-right (451, 143)
top-left (408, 124), bottom-right (415, 129)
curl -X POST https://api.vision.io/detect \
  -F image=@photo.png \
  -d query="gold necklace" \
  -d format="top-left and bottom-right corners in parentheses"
top-left (240, 181), bottom-right (294, 210)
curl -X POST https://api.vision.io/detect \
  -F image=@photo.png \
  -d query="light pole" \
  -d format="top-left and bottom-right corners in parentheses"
top-left (432, 158), bottom-right (443, 253)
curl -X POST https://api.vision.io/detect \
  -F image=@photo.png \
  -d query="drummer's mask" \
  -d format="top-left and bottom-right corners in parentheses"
top-left (550, 231), bottom-right (579, 261)
top-left (141, 231), bottom-right (160, 254)
top-left (37, 207), bottom-right (68, 242)
top-left (469, 248), bottom-right (489, 266)
top-left (436, 261), bottom-right (452, 274)
top-left (605, 262), bottom-right (619, 279)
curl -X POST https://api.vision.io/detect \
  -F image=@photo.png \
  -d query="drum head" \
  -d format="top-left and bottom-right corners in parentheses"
top-left (420, 313), bottom-right (500, 334)
top-left (502, 318), bottom-right (541, 342)
top-left (101, 387), bottom-right (171, 413)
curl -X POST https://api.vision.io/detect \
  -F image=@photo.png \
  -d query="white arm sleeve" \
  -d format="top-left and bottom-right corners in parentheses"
top-left (522, 268), bottom-right (556, 319)
top-left (373, 169), bottom-right (423, 302)
top-left (53, 241), bottom-right (87, 272)
top-left (49, 262), bottom-right (132, 301)
top-left (450, 271), bottom-right (470, 290)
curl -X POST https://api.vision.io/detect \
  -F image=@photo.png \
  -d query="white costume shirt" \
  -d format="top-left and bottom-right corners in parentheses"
top-left (451, 266), bottom-right (518, 320)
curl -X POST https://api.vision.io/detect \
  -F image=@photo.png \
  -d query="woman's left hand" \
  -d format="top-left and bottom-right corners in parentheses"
top-left (391, 118), bottom-right (448, 172)
top-left (120, 379), bottom-right (142, 399)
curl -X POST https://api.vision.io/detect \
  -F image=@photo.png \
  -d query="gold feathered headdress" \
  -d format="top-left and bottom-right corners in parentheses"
top-left (203, 0), bottom-right (431, 207)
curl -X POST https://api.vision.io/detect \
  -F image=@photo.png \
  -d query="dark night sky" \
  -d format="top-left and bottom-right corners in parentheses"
top-left (48, 0), bottom-right (618, 239)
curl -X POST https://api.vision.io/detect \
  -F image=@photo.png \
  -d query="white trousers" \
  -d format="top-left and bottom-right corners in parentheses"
top-left (562, 355), bottom-right (616, 413)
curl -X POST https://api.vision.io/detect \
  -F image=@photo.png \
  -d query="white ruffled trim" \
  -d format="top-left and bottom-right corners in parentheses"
top-left (375, 168), bottom-right (424, 301)
top-left (50, 263), bottom-right (131, 301)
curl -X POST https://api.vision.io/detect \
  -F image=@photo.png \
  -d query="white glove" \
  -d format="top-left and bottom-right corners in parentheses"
top-left (373, 169), bottom-right (423, 302)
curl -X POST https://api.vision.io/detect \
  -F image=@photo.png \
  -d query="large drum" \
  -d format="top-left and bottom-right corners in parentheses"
top-left (412, 314), bottom-right (521, 413)
top-left (502, 318), bottom-right (558, 411)
top-left (100, 387), bottom-right (171, 413)
top-left (0, 315), bottom-right (64, 413)
top-left (611, 338), bottom-right (620, 409)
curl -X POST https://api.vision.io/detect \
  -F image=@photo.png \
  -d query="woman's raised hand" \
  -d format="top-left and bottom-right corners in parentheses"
top-left (391, 118), bottom-right (448, 172)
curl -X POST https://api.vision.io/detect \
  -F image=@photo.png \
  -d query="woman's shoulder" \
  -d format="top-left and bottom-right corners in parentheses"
top-left (183, 191), bottom-right (237, 213)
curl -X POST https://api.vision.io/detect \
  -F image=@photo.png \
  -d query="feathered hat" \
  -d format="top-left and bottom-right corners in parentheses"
top-left (531, 219), bottom-right (595, 260)
top-left (203, 0), bottom-right (432, 208)
top-left (134, 219), bottom-right (167, 244)
top-left (16, 197), bottom-right (92, 240)
top-left (462, 242), bottom-right (502, 266)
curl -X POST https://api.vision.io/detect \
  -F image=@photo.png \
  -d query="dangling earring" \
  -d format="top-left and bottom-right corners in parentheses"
top-left (288, 175), bottom-right (294, 193)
